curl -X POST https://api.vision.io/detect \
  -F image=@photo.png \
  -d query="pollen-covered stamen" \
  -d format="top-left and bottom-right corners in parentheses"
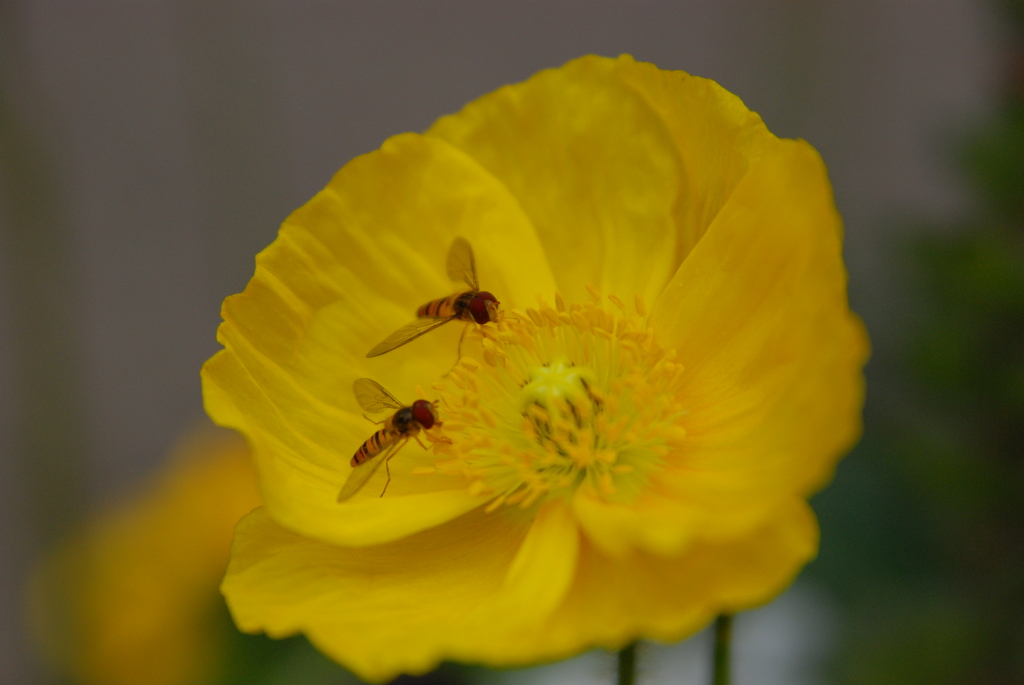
top-left (429, 289), bottom-right (687, 510)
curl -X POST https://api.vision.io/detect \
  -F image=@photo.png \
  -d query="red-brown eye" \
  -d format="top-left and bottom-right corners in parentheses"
top-left (469, 292), bottom-right (499, 324)
top-left (411, 400), bottom-right (436, 429)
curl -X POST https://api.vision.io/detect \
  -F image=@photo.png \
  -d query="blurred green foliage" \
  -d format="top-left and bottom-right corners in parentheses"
top-left (810, 3), bottom-right (1024, 683)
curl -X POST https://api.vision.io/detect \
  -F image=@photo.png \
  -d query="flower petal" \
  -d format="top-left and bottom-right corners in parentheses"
top-left (202, 132), bottom-right (557, 547)
top-left (428, 55), bottom-right (776, 307)
top-left (537, 498), bottom-right (819, 655)
top-left (428, 56), bottom-right (681, 305)
top-left (222, 502), bottom-right (578, 683)
top-left (640, 138), bottom-right (867, 548)
top-left (608, 55), bottom-right (776, 259)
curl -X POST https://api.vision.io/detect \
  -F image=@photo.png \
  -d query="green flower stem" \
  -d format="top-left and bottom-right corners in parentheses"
top-left (712, 614), bottom-right (733, 685)
top-left (617, 642), bottom-right (637, 685)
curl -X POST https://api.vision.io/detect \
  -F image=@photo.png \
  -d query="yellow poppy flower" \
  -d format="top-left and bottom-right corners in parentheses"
top-left (203, 54), bottom-right (868, 683)
top-left (30, 426), bottom-right (261, 685)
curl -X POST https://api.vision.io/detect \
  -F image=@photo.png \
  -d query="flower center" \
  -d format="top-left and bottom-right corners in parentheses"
top-left (423, 288), bottom-right (687, 511)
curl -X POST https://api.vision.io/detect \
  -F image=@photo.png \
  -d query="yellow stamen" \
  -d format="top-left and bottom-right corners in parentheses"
top-left (431, 294), bottom-right (688, 510)
top-left (634, 293), bottom-right (647, 317)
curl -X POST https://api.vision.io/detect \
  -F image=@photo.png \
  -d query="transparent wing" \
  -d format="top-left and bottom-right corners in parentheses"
top-left (336, 454), bottom-right (386, 502)
top-left (336, 438), bottom-right (405, 502)
top-left (365, 316), bottom-right (455, 358)
top-left (446, 237), bottom-right (478, 291)
top-left (352, 378), bottom-right (404, 413)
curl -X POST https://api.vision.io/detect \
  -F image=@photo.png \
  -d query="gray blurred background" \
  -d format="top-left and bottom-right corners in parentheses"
top-left (0, 1), bottom-right (1006, 683)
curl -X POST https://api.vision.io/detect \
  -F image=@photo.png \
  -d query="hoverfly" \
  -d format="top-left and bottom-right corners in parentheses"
top-left (366, 237), bottom-right (500, 357)
top-left (337, 378), bottom-right (440, 502)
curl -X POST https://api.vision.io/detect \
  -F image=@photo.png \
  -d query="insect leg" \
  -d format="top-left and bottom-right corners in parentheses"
top-left (456, 323), bottom-right (468, 360)
top-left (441, 324), bottom-right (471, 379)
top-left (379, 437), bottom-right (407, 498)
top-left (363, 413), bottom-right (386, 425)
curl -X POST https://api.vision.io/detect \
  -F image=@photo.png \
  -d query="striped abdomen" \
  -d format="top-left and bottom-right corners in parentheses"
top-left (416, 291), bottom-right (473, 319)
top-left (351, 427), bottom-right (400, 466)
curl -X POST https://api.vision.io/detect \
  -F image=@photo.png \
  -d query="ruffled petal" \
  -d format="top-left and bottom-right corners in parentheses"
top-left (538, 498), bottom-right (819, 658)
top-left (429, 56), bottom-right (682, 305)
top-left (222, 502), bottom-right (578, 683)
top-left (202, 133), bottom-right (557, 547)
top-left (608, 55), bottom-right (776, 259)
top-left (640, 138), bottom-right (867, 547)
top-left (429, 55), bottom-right (777, 307)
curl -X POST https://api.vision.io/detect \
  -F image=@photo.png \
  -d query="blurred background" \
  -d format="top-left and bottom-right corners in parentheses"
top-left (1, 1), bottom-right (1021, 684)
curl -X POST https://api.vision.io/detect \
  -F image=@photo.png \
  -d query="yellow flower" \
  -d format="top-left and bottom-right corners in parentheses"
top-left (30, 426), bottom-right (261, 685)
top-left (203, 55), bottom-right (868, 682)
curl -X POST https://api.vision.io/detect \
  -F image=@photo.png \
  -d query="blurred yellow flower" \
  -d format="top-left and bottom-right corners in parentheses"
top-left (203, 55), bottom-right (868, 682)
top-left (30, 426), bottom-right (260, 685)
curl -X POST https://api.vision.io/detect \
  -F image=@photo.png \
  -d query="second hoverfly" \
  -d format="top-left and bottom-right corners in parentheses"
top-left (366, 237), bottom-right (500, 357)
top-left (337, 378), bottom-right (441, 502)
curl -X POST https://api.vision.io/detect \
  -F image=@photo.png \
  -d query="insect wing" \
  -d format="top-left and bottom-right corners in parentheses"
top-left (446, 237), bottom-right (479, 291)
top-left (336, 438), bottom-right (404, 502)
top-left (366, 316), bottom-right (455, 358)
top-left (352, 378), bottom-right (404, 413)
top-left (336, 454), bottom-right (386, 502)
